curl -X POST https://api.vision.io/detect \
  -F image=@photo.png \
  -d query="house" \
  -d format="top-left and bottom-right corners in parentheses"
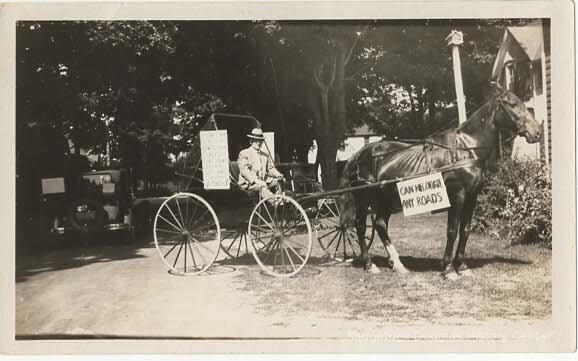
top-left (491, 19), bottom-right (551, 166)
top-left (307, 124), bottom-right (382, 164)
top-left (336, 124), bottom-right (383, 161)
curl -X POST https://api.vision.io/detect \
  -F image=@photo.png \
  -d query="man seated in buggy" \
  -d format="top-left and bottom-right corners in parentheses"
top-left (237, 128), bottom-right (284, 201)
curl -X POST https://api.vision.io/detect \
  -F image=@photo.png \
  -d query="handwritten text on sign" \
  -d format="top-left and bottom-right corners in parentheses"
top-left (396, 172), bottom-right (450, 216)
top-left (200, 130), bottom-right (230, 190)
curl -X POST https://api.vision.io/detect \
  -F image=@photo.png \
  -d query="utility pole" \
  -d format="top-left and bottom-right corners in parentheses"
top-left (446, 30), bottom-right (467, 124)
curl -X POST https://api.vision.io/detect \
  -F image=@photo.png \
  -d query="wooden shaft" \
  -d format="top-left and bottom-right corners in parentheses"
top-left (296, 178), bottom-right (403, 202)
top-left (451, 45), bottom-right (467, 124)
top-left (295, 158), bottom-right (483, 202)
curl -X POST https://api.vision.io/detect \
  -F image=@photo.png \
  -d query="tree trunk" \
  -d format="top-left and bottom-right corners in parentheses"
top-left (416, 85), bottom-right (424, 118)
top-left (416, 85), bottom-right (425, 133)
top-left (293, 140), bottom-right (310, 163)
top-left (427, 84), bottom-right (437, 124)
top-left (312, 49), bottom-right (347, 190)
top-left (316, 89), bottom-right (340, 190)
top-left (268, 55), bottom-right (287, 161)
top-left (317, 135), bottom-right (339, 190)
top-left (409, 88), bottom-right (417, 118)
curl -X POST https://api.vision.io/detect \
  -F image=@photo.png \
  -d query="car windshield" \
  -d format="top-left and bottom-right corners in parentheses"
top-left (82, 174), bottom-right (112, 185)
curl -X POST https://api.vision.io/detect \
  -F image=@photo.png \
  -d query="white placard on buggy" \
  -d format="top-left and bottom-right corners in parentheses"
top-left (396, 172), bottom-right (450, 216)
top-left (263, 132), bottom-right (275, 161)
top-left (200, 130), bottom-right (230, 190)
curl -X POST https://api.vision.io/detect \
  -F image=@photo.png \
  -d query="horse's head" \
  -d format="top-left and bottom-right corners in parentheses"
top-left (488, 82), bottom-right (542, 143)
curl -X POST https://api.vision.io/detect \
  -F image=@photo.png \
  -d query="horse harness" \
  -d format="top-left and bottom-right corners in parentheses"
top-left (346, 91), bottom-right (528, 187)
top-left (346, 141), bottom-right (484, 189)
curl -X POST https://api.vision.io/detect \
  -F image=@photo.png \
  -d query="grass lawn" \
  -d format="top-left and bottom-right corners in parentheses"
top-left (236, 212), bottom-right (551, 325)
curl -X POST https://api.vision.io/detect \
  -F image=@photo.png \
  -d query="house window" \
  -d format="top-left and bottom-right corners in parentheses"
top-left (502, 59), bottom-right (544, 100)
top-left (513, 60), bottom-right (533, 101)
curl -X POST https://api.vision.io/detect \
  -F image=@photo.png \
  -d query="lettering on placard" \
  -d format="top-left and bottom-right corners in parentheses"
top-left (396, 173), bottom-right (450, 216)
top-left (200, 130), bottom-right (230, 190)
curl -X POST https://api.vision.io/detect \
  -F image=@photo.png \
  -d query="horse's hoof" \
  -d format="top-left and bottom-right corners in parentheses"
top-left (458, 268), bottom-right (472, 277)
top-left (442, 271), bottom-right (459, 281)
top-left (393, 265), bottom-right (409, 274)
top-left (367, 264), bottom-right (381, 274)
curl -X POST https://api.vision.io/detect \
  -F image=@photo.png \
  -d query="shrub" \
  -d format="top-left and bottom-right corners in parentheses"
top-left (472, 157), bottom-right (552, 247)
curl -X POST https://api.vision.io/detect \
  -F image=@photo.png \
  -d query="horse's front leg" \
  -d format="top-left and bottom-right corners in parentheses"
top-left (442, 189), bottom-right (465, 279)
top-left (374, 213), bottom-right (408, 274)
top-left (453, 194), bottom-right (477, 276)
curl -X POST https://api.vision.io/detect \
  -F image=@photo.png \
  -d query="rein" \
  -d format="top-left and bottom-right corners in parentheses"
top-left (346, 92), bottom-right (525, 184)
top-left (369, 93), bottom-right (522, 161)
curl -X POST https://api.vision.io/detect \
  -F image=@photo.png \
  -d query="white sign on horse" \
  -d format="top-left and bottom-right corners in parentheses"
top-left (396, 172), bottom-right (450, 216)
top-left (200, 130), bottom-right (230, 190)
top-left (263, 132), bottom-right (275, 161)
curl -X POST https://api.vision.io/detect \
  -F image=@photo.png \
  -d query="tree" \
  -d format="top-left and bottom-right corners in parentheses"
top-left (17, 19), bottom-right (527, 191)
top-left (360, 19), bottom-right (531, 139)
top-left (252, 22), bottom-right (375, 189)
top-left (17, 21), bottom-right (229, 188)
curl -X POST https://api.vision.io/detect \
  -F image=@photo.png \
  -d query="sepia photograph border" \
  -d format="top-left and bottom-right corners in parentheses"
top-left (0, 0), bottom-right (575, 354)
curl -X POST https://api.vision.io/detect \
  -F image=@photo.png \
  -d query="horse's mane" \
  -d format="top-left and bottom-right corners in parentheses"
top-left (427, 97), bottom-right (496, 142)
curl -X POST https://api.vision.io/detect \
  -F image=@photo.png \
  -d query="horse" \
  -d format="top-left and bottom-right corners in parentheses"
top-left (337, 82), bottom-right (542, 278)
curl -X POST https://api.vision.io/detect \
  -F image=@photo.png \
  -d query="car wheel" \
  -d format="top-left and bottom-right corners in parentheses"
top-left (67, 198), bottom-right (107, 233)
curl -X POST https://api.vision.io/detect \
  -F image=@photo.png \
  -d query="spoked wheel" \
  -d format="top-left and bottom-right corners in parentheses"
top-left (219, 222), bottom-right (251, 259)
top-left (314, 197), bottom-right (375, 262)
top-left (248, 194), bottom-right (312, 277)
top-left (153, 193), bottom-right (221, 276)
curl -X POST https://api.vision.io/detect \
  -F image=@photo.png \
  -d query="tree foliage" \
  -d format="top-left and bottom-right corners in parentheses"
top-left (17, 19), bottom-right (522, 189)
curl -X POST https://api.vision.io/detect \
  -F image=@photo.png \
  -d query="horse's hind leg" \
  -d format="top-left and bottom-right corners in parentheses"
top-left (356, 206), bottom-right (379, 273)
top-left (374, 211), bottom-right (408, 274)
top-left (453, 194), bottom-right (477, 276)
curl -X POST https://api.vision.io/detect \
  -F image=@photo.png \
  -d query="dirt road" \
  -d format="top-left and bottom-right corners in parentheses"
top-left (16, 212), bottom-right (551, 339)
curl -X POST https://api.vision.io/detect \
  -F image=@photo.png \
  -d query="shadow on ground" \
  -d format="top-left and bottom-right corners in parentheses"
top-left (216, 252), bottom-right (337, 268)
top-left (368, 255), bottom-right (532, 272)
top-left (16, 232), bottom-right (155, 283)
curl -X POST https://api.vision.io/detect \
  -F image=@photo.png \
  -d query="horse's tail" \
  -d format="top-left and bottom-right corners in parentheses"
top-left (336, 155), bottom-right (359, 227)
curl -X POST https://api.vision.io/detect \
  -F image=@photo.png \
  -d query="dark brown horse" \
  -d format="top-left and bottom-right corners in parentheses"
top-left (338, 82), bottom-right (542, 278)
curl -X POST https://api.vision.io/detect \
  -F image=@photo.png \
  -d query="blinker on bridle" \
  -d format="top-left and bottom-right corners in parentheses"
top-left (495, 91), bottom-right (530, 138)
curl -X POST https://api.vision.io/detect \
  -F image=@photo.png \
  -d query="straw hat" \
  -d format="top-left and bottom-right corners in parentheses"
top-left (247, 128), bottom-right (265, 140)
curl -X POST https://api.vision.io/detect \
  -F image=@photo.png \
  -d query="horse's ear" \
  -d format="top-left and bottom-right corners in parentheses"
top-left (482, 80), bottom-right (501, 100)
top-left (489, 81), bottom-right (506, 96)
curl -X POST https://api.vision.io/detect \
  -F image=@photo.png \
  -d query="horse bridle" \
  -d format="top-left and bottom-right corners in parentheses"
top-left (495, 92), bottom-right (532, 141)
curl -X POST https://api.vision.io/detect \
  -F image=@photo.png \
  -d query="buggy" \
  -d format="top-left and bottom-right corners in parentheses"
top-left (153, 113), bottom-right (375, 277)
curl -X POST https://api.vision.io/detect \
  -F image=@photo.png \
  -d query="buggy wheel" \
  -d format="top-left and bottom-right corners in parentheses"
top-left (248, 195), bottom-right (312, 277)
top-left (219, 222), bottom-right (252, 259)
top-left (314, 197), bottom-right (375, 262)
top-left (153, 193), bottom-right (220, 276)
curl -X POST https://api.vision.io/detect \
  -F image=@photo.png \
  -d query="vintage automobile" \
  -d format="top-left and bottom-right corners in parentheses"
top-left (17, 124), bottom-right (145, 249)
top-left (39, 168), bottom-right (136, 239)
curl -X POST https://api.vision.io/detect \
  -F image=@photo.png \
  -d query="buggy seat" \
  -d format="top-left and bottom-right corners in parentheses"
top-left (228, 161), bottom-right (240, 187)
top-left (228, 161), bottom-right (261, 200)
